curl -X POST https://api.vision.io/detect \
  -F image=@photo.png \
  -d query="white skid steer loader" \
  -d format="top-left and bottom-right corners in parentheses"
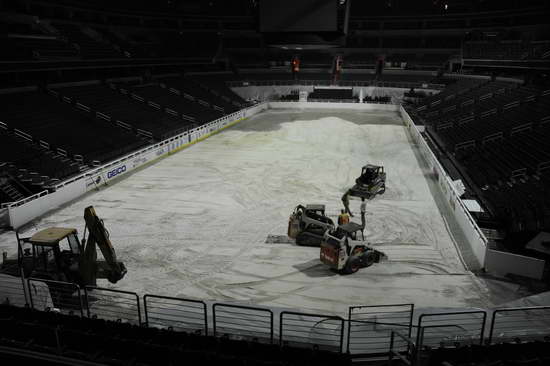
top-left (320, 223), bottom-right (386, 274)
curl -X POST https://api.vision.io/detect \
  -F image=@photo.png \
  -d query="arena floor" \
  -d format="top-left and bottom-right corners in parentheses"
top-left (0, 109), bottom-right (495, 316)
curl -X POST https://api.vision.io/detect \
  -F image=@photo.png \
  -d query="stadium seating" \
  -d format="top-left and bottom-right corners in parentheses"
top-left (117, 82), bottom-right (224, 124)
top-left (415, 80), bottom-right (550, 237)
top-left (0, 126), bottom-right (81, 187)
top-left (308, 88), bottom-right (355, 102)
top-left (0, 304), bottom-right (352, 366)
top-left (3, 36), bottom-right (79, 60)
top-left (1, 18), bottom-right (78, 61)
top-left (51, 22), bottom-right (121, 59)
top-left (279, 90), bottom-right (300, 101)
top-left (343, 54), bottom-right (377, 68)
top-left (0, 74), bottom-right (252, 204)
top-left (160, 76), bottom-right (244, 112)
top-left (299, 53), bottom-right (333, 68)
top-left (55, 83), bottom-right (189, 140)
top-left (464, 40), bottom-right (550, 60)
top-left (0, 90), bottom-right (147, 165)
top-left (426, 341), bottom-right (550, 366)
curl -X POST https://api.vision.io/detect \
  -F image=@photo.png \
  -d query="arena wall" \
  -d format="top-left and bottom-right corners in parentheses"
top-left (485, 249), bottom-right (545, 279)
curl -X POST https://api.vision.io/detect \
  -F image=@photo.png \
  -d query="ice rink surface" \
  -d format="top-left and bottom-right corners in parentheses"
top-left (0, 109), bottom-right (495, 316)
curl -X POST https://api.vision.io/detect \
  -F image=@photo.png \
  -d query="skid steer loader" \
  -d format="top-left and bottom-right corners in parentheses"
top-left (287, 204), bottom-right (335, 246)
top-left (348, 164), bottom-right (386, 199)
top-left (320, 223), bottom-right (386, 274)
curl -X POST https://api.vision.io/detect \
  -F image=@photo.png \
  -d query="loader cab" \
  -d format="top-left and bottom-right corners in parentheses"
top-left (321, 223), bottom-right (363, 255)
top-left (359, 165), bottom-right (383, 183)
top-left (303, 204), bottom-right (326, 218)
top-left (18, 228), bottom-right (81, 278)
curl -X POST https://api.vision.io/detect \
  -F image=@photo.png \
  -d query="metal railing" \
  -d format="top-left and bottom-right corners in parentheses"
top-left (417, 310), bottom-right (487, 348)
top-left (28, 278), bottom-right (83, 316)
top-left (213, 304), bottom-right (273, 343)
top-left (347, 304), bottom-right (414, 355)
top-left (0, 272), bottom-right (29, 307)
top-left (279, 311), bottom-right (345, 352)
top-left (144, 294), bottom-right (207, 335)
top-left (84, 286), bottom-right (141, 325)
top-left (489, 306), bottom-right (550, 344)
top-left (2, 276), bottom-right (550, 356)
top-left (388, 329), bottom-right (417, 366)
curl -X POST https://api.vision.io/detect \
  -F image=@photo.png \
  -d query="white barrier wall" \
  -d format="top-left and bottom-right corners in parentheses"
top-left (399, 106), bottom-right (488, 269)
top-left (7, 103), bottom-right (268, 229)
top-left (8, 180), bottom-right (86, 229)
top-left (485, 249), bottom-right (545, 280)
top-left (268, 101), bottom-right (400, 112)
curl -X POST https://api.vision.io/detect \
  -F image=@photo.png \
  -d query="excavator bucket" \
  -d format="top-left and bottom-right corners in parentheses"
top-left (83, 206), bottom-right (127, 284)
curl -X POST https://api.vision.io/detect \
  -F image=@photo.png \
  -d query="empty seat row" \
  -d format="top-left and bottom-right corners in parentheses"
top-left (120, 83), bottom-right (223, 124)
top-left (428, 341), bottom-right (550, 366)
top-left (0, 305), bottom-right (351, 366)
top-left (56, 84), bottom-right (189, 140)
top-left (0, 90), bottom-right (147, 164)
top-left (0, 130), bottom-right (80, 181)
top-left (308, 88), bottom-right (354, 100)
top-left (159, 76), bottom-right (243, 113)
top-left (52, 22), bottom-right (121, 59)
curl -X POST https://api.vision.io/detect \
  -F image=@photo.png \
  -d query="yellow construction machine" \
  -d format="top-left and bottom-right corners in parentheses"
top-left (1, 206), bottom-right (127, 287)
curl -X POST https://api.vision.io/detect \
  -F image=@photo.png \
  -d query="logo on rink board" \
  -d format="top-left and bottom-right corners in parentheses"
top-left (107, 165), bottom-right (126, 179)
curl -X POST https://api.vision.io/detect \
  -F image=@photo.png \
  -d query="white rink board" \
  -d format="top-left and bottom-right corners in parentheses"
top-left (0, 108), bottom-right (492, 316)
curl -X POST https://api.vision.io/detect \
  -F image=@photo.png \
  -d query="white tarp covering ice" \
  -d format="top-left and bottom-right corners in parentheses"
top-left (0, 109), bottom-right (493, 316)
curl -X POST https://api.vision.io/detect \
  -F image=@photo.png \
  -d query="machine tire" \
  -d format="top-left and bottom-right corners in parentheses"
top-left (341, 256), bottom-right (361, 275)
top-left (363, 251), bottom-right (377, 268)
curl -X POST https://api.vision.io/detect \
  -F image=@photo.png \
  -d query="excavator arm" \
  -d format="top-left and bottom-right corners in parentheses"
top-left (81, 206), bottom-right (127, 285)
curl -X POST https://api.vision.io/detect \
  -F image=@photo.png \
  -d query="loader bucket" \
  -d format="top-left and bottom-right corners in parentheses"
top-left (287, 215), bottom-right (300, 239)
